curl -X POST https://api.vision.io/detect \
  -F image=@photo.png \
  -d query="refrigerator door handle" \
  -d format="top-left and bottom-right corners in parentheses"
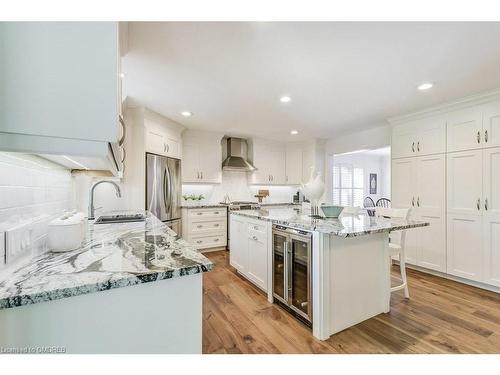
top-left (165, 165), bottom-right (172, 215)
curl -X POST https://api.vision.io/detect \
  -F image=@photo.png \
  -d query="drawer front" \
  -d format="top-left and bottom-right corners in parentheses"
top-left (246, 219), bottom-right (267, 234)
top-left (188, 208), bottom-right (226, 219)
top-left (188, 219), bottom-right (226, 236)
top-left (189, 234), bottom-right (227, 250)
top-left (247, 228), bottom-right (267, 243)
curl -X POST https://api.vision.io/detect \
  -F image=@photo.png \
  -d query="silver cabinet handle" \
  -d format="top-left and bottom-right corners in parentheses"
top-left (477, 198), bottom-right (481, 210)
top-left (214, 211), bottom-right (219, 214)
top-left (485, 130), bottom-right (489, 143)
top-left (485, 198), bottom-right (488, 211)
top-left (164, 143), bottom-right (167, 152)
top-left (254, 225), bottom-right (259, 230)
top-left (214, 223), bottom-right (220, 227)
top-left (167, 144), bottom-right (170, 153)
top-left (197, 212), bottom-right (203, 215)
top-left (214, 238), bottom-right (219, 242)
top-left (412, 142), bottom-right (415, 152)
top-left (118, 115), bottom-right (126, 146)
top-left (412, 197), bottom-right (415, 206)
top-left (417, 197), bottom-right (420, 207)
top-left (197, 225), bottom-right (203, 228)
top-left (252, 235), bottom-right (258, 240)
top-left (417, 141), bottom-right (420, 152)
top-left (201, 171), bottom-right (203, 179)
top-left (477, 131), bottom-right (481, 144)
top-left (196, 240), bottom-right (202, 244)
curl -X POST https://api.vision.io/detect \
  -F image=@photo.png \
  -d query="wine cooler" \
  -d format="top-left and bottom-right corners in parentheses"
top-left (272, 225), bottom-right (312, 324)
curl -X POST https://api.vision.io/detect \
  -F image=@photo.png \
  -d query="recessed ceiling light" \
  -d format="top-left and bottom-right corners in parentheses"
top-left (290, 130), bottom-right (298, 135)
top-left (417, 82), bottom-right (433, 91)
top-left (280, 96), bottom-right (291, 103)
top-left (119, 72), bottom-right (125, 78)
top-left (181, 111), bottom-right (193, 117)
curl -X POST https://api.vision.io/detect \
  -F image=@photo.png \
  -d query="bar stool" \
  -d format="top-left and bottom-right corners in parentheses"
top-left (376, 207), bottom-right (410, 299)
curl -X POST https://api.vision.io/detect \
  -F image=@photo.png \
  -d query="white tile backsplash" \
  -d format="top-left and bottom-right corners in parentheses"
top-left (182, 171), bottom-right (299, 205)
top-left (0, 152), bottom-right (75, 256)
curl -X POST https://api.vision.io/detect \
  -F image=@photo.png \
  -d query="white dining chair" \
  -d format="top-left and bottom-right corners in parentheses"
top-left (375, 207), bottom-right (410, 299)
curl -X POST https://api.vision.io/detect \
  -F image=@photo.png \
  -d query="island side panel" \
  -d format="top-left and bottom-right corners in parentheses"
top-left (328, 232), bottom-right (390, 336)
top-left (0, 273), bottom-right (203, 354)
top-left (312, 231), bottom-right (331, 340)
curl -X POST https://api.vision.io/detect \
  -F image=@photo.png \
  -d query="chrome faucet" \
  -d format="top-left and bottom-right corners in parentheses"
top-left (88, 180), bottom-right (122, 220)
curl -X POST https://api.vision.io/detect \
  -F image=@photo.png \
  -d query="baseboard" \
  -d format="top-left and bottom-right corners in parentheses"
top-left (199, 246), bottom-right (227, 253)
top-left (402, 262), bottom-right (500, 294)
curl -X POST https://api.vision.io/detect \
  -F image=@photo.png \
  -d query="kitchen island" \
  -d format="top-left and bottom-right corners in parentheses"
top-left (0, 212), bottom-right (213, 353)
top-left (229, 207), bottom-right (428, 340)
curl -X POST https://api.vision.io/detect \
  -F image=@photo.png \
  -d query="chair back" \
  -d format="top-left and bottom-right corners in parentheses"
top-left (363, 197), bottom-right (376, 216)
top-left (375, 207), bottom-right (410, 247)
top-left (376, 198), bottom-right (391, 208)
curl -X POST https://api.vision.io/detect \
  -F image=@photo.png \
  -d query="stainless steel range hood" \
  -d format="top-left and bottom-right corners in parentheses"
top-left (222, 137), bottom-right (256, 172)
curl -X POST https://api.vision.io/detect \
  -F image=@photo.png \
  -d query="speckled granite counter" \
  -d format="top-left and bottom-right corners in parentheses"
top-left (0, 212), bottom-right (213, 310)
top-left (231, 207), bottom-right (428, 237)
top-left (181, 204), bottom-right (228, 209)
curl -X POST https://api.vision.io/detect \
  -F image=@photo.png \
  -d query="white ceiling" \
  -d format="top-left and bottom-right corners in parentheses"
top-left (123, 22), bottom-right (500, 141)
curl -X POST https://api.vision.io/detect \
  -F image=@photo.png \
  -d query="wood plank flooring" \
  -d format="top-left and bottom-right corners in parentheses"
top-left (202, 250), bottom-right (500, 354)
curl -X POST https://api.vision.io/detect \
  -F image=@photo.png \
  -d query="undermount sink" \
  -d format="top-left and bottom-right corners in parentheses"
top-left (94, 214), bottom-right (146, 224)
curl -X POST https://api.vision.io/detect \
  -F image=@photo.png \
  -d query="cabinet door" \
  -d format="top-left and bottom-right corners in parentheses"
top-left (247, 232), bottom-right (268, 290)
top-left (181, 140), bottom-right (200, 183)
top-left (269, 148), bottom-right (286, 184)
top-left (447, 107), bottom-right (483, 152)
top-left (229, 216), bottom-right (247, 272)
top-left (198, 140), bottom-right (222, 183)
top-left (165, 136), bottom-right (181, 159)
top-left (249, 142), bottom-right (272, 184)
top-left (391, 158), bottom-right (417, 209)
top-left (146, 129), bottom-right (166, 155)
top-left (392, 123), bottom-right (418, 159)
top-left (417, 118), bottom-right (446, 156)
top-left (285, 146), bottom-right (303, 185)
top-left (447, 214), bottom-right (483, 281)
top-left (483, 147), bottom-right (500, 286)
top-left (482, 100), bottom-right (500, 148)
top-left (447, 150), bottom-right (483, 216)
top-left (416, 154), bottom-right (446, 271)
top-left (0, 23), bottom-right (118, 143)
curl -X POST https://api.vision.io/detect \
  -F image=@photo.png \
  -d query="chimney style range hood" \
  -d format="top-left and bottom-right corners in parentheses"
top-left (222, 137), bottom-right (256, 172)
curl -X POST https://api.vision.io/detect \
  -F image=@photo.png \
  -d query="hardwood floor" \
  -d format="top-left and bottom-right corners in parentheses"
top-left (202, 250), bottom-right (500, 354)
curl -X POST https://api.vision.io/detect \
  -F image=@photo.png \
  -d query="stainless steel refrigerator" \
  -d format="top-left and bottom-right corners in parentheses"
top-left (146, 153), bottom-right (182, 235)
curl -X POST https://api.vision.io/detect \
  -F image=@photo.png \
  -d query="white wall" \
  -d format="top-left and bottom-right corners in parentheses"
top-left (0, 152), bottom-right (75, 255)
top-left (182, 171), bottom-right (299, 205)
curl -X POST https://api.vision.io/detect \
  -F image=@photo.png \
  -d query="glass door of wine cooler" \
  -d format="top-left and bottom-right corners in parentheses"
top-left (289, 234), bottom-right (312, 321)
top-left (272, 231), bottom-right (288, 303)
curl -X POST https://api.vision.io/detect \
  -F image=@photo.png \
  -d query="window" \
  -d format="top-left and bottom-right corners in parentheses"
top-left (333, 164), bottom-right (364, 207)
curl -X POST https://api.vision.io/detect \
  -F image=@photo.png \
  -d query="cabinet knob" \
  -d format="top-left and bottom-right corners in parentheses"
top-left (412, 142), bottom-right (415, 152)
top-left (485, 130), bottom-right (489, 143)
top-left (252, 235), bottom-right (258, 240)
top-left (417, 141), bottom-right (420, 152)
top-left (196, 240), bottom-right (202, 244)
top-left (477, 198), bottom-right (481, 210)
top-left (477, 131), bottom-right (481, 144)
top-left (411, 197), bottom-right (415, 207)
top-left (485, 198), bottom-right (488, 211)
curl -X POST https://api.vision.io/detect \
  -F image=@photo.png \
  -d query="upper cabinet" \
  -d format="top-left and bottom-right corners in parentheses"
top-left (285, 144), bottom-right (303, 185)
top-left (391, 117), bottom-right (446, 159)
top-left (145, 118), bottom-right (182, 159)
top-left (248, 139), bottom-right (286, 185)
top-left (0, 22), bottom-right (124, 175)
top-left (446, 100), bottom-right (500, 152)
top-left (181, 131), bottom-right (223, 184)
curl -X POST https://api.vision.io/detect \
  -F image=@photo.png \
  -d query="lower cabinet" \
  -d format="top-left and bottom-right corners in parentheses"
top-left (182, 207), bottom-right (227, 251)
top-left (229, 215), bottom-right (269, 291)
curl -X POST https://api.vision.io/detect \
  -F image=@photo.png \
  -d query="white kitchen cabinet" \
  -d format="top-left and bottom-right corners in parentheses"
top-left (145, 119), bottom-right (182, 160)
top-left (181, 133), bottom-right (222, 183)
top-left (229, 214), bottom-right (269, 292)
top-left (482, 147), bottom-right (500, 286)
top-left (285, 144), bottom-right (303, 185)
top-left (391, 117), bottom-right (445, 159)
top-left (391, 155), bottom-right (446, 271)
top-left (447, 150), bottom-right (483, 216)
top-left (446, 106), bottom-right (484, 153)
top-left (182, 207), bottom-right (227, 251)
top-left (246, 229), bottom-right (268, 290)
top-left (482, 100), bottom-right (500, 149)
top-left (248, 139), bottom-right (286, 185)
top-left (229, 215), bottom-right (248, 273)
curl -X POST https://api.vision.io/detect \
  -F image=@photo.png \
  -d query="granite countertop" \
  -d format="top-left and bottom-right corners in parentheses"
top-left (0, 211), bottom-right (213, 310)
top-left (181, 204), bottom-right (228, 209)
top-left (231, 207), bottom-right (429, 237)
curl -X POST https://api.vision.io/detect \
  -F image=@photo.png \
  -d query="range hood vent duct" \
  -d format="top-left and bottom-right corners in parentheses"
top-left (222, 137), bottom-right (256, 172)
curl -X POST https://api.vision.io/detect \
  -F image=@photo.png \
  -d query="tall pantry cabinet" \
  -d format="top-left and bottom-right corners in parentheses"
top-left (391, 94), bottom-right (500, 290)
